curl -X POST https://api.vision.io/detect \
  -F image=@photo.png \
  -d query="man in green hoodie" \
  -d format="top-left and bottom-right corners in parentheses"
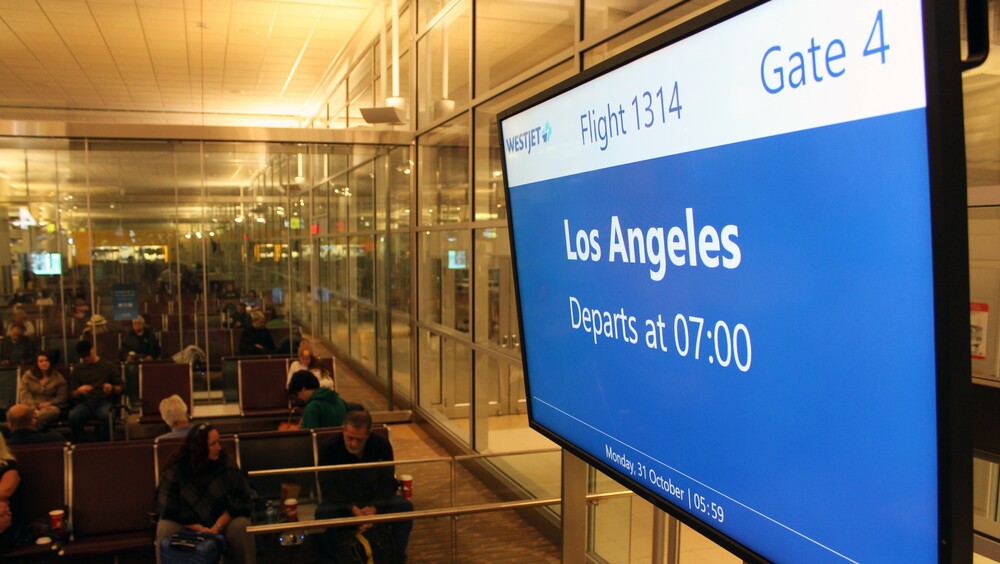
top-left (288, 370), bottom-right (348, 429)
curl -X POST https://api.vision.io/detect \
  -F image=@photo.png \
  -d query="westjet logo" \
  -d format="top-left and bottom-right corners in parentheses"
top-left (505, 121), bottom-right (552, 155)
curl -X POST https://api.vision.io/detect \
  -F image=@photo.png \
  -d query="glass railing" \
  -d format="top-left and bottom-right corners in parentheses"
top-left (244, 447), bottom-right (631, 562)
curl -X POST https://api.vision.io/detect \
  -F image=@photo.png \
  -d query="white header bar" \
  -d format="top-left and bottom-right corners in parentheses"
top-left (501, 0), bottom-right (926, 188)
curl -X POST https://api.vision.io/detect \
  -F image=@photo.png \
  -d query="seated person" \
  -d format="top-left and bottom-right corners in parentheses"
top-left (155, 424), bottom-right (256, 564)
top-left (119, 315), bottom-right (161, 362)
top-left (4, 307), bottom-right (35, 338)
top-left (316, 409), bottom-right (412, 563)
top-left (287, 371), bottom-right (347, 430)
top-left (79, 313), bottom-right (108, 339)
top-left (6, 288), bottom-right (31, 307)
top-left (18, 353), bottom-right (68, 425)
top-left (33, 290), bottom-right (55, 307)
top-left (287, 340), bottom-right (334, 389)
top-left (157, 395), bottom-right (193, 440)
top-left (5, 404), bottom-right (64, 445)
top-left (220, 302), bottom-right (246, 329)
top-left (238, 311), bottom-right (274, 356)
top-left (219, 282), bottom-right (241, 300)
top-left (0, 433), bottom-right (24, 548)
top-left (241, 290), bottom-right (262, 312)
top-left (68, 339), bottom-right (122, 442)
top-left (68, 296), bottom-right (90, 321)
top-left (0, 325), bottom-right (35, 367)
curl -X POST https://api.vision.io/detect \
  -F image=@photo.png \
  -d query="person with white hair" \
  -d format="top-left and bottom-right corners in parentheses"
top-left (4, 306), bottom-right (35, 338)
top-left (237, 310), bottom-right (274, 356)
top-left (157, 395), bottom-right (192, 440)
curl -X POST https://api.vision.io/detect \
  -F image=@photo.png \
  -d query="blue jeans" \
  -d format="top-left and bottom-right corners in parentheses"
top-left (68, 399), bottom-right (113, 441)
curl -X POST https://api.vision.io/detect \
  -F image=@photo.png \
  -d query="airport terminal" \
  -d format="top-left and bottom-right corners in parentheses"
top-left (0, 0), bottom-right (996, 562)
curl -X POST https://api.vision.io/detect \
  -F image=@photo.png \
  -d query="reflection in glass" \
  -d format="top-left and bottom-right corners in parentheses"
top-left (418, 0), bottom-right (446, 32)
top-left (388, 148), bottom-right (413, 230)
top-left (419, 114), bottom-right (470, 225)
top-left (391, 312), bottom-right (412, 398)
top-left (419, 230), bottom-right (470, 333)
top-left (417, 1), bottom-right (471, 127)
top-left (475, 0), bottom-right (573, 95)
top-left (418, 328), bottom-right (470, 443)
top-left (474, 227), bottom-right (515, 348)
top-left (350, 161), bottom-right (375, 233)
top-left (351, 235), bottom-right (376, 302)
top-left (0, 139), bottom-right (409, 414)
top-left (352, 302), bottom-right (377, 375)
top-left (583, 2), bottom-right (719, 69)
top-left (584, 0), bottom-right (650, 39)
top-left (389, 232), bottom-right (411, 313)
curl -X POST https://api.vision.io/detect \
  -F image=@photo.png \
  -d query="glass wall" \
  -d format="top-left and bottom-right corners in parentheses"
top-left (0, 139), bottom-right (408, 410)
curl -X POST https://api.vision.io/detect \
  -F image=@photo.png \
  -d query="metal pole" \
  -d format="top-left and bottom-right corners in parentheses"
top-left (562, 449), bottom-right (587, 564)
top-left (451, 455), bottom-right (457, 562)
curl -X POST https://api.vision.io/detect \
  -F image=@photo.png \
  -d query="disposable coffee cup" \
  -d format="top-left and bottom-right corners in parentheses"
top-left (400, 474), bottom-right (413, 499)
top-left (49, 509), bottom-right (65, 530)
top-left (283, 498), bottom-right (298, 522)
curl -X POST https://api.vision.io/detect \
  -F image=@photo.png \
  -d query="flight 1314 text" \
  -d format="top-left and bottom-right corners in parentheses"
top-left (579, 81), bottom-right (682, 151)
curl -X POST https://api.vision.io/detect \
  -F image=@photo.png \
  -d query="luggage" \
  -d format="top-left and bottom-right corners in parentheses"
top-left (347, 525), bottom-right (394, 564)
top-left (160, 531), bottom-right (227, 564)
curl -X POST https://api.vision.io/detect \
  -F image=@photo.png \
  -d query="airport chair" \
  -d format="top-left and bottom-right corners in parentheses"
top-left (138, 362), bottom-right (193, 425)
top-left (63, 441), bottom-right (156, 558)
top-left (237, 357), bottom-right (291, 417)
top-left (236, 429), bottom-right (317, 502)
top-left (0, 443), bottom-right (69, 559)
top-left (0, 366), bottom-right (17, 409)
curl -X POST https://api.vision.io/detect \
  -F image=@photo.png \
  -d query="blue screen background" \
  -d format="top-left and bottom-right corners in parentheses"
top-left (509, 109), bottom-right (938, 563)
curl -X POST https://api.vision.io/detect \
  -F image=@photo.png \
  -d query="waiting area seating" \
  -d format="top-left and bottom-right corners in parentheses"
top-left (0, 426), bottom-right (390, 561)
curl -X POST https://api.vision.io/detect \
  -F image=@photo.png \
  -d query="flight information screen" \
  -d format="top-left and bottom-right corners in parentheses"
top-left (499, 0), bottom-right (959, 561)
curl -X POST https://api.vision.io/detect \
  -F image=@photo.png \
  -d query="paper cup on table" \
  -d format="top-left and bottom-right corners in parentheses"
top-left (49, 509), bottom-right (65, 530)
top-left (400, 474), bottom-right (413, 499)
top-left (283, 498), bottom-right (298, 522)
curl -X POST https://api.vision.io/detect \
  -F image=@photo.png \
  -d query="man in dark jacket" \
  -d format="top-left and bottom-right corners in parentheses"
top-left (119, 316), bottom-right (160, 362)
top-left (287, 371), bottom-right (347, 429)
top-left (68, 339), bottom-right (122, 442)
top-left (238, 311), bottom-right (274, 355)
top-left (0, 324), bottom-right (35, 367)
top-left (315, 409), bottom-right (412, 563)
top-left (6, 404), bottom-right (64, 445)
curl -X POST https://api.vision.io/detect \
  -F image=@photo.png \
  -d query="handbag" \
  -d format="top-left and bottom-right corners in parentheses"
top-left (350, 525), bottom-right (394, 564)
top-left (160, 531), bottom-right (227, 564)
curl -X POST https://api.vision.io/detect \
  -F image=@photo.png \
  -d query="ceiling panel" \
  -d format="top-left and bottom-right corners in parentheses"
top-left (0, 0), bottom-right (374, 127)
